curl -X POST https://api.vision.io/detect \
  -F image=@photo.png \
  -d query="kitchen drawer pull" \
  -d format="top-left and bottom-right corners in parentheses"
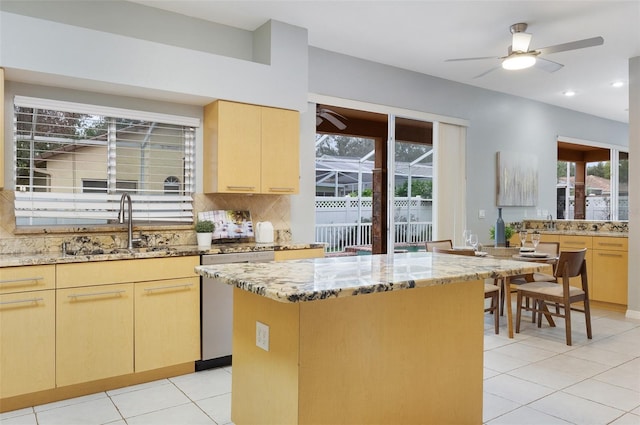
top-left (0, 276), bottom-right (44, 285)
top-left (564, 241), bottom-right (586, 245)
top-left (68, 290), bottom-right (126, 299)
top-left (268, 187), bottom-right (295, 192)
top-left (0, 297), bottom-right (44, 306)
top-left (144, 283), bottom-right (193, 292)
top-left (226, 186), bottom-right (255, 191)
top-left (597, 242), bottom-right (623, 247)
top-left (597, 252), bottom-right (623, 258)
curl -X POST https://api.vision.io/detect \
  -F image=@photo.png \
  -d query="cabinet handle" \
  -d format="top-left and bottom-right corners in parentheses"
top-left (597, 252), bottom-right (623, 258)
top-left (0, 297), bottom-right (44, 306)
top-left (597, 242), bottom-right (623, 248)
top-left (0, 276), bottom-right (44, 285)
top-left (68, 290), bottom-right (126, 299)
top-left (143, 283), bottom-right (193, 292)
top-left (226, 186), bottom-right (255, 191)
top-left (268, 187), bottom-right (295, 192)
top-left (564, 241), bottom-right (586, 246)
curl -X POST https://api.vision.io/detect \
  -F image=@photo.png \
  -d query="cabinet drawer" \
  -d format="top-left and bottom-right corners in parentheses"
top-left (0, 264), bottom-right (55, 294)
top-left (593, 237), bottom-right (627, 251)
top-left (57, 256), bottom-right (199, 288)
top-left (558, 235), bottom-right (592, 250)
top-left (274, 248), bottom-right (325, 261)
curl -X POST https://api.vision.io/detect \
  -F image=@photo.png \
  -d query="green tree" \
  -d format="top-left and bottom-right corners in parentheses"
top-left (395, 179), bottom-right (432, 198)
top-left (315, 135), bottom-right (374, 158)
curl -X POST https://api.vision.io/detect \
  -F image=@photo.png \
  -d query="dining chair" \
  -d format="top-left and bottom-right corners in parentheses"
top-left (504, 241), bottom-right (561, 317)
top-left (432, 247), bottom-right (500, 334)
top-left (425, 239), bottom-right (453, 252)
top-left (515, 248), bottom-right (592, 346)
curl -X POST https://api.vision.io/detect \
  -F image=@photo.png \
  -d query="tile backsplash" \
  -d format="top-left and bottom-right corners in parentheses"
top-left (0, 191), bottom-right (291, 255)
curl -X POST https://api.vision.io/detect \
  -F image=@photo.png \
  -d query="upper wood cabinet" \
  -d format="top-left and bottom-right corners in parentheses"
top-left (203, 100), bottom-right (299, 194)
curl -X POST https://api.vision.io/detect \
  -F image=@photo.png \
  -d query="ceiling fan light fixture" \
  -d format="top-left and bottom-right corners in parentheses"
top-left (502, 54), bottom-right (536, 70)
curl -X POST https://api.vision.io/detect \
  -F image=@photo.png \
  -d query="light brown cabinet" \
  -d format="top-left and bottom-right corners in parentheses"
top-left (134, 276), bottom-right (200, 373)
top-left (0, 265), bottom-right (56, 398)
top-left (203, 100), bottom-right (299, 194)
top-left (274, 248), bottom-right (325, 261)
top-left (557, 235), bottom-right (593, 291)
top-left (55, 257), bottom-right (200, 384)
top-left (592, 237), bottom-right (628, 305)
top-left (56, 283), bottom-right (134, 386)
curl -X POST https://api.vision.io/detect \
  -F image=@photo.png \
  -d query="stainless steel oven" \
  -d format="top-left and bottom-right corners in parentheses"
top-left (196, 250), bottom-right (274, 371)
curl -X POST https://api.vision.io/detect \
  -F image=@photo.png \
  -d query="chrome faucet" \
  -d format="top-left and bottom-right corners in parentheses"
top-left (546, 214), bottom-right (555, 230)
top-left (118, 193), bottom-right (135, 250)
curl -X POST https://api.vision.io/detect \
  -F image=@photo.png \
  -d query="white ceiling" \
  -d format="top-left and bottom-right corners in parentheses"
top-left (131, 0), bottom-right (640, 124)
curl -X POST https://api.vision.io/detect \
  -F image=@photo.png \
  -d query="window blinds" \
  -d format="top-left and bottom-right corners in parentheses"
top-left (14, 97), bottom-right (198, 225)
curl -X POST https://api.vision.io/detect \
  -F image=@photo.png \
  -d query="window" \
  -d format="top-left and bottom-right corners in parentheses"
top-left (14, 96), bottom-right (198, 226)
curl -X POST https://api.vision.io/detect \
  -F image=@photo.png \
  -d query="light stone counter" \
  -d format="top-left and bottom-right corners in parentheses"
top-left (0, 242), bottom-right (325, 267)
top-left (195, 251), bottom-right (552, 303)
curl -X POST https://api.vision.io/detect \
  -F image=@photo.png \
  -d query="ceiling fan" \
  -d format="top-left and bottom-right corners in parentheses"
top-left (446, 23), bottom-right (604, 78)
top-left (316, 105), bottom-right (347, 130)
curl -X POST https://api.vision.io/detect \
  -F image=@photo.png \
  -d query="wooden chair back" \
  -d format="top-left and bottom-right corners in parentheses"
top-left (425, 239), bottom-right (453, 252)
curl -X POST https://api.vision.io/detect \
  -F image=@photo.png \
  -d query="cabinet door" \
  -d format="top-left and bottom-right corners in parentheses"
top-left (558, 235), bottom-right (593, 291)
top-left (592, 249), bottom-right (628, 305)
top-left (56, 283), bottom-right (134, 386)
top-left (0, 290), bottom-right (55, 398)
top-left (261, 107), bottom-right (300, 194)
top-left (204, 100), bottom-right (261, 193)
top-left (134, 277), bottom-right (200, 372)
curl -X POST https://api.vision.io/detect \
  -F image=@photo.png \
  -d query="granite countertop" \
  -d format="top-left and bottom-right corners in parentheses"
top-left (195, 252), bottom-right (552, 303)
top-left (536, 230), bottom-right (628, 237)
top-left (0, 242), bottom-right (325, 267)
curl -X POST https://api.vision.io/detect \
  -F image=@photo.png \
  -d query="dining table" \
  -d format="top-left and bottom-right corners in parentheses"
top-left (481, 246), bottom-right (558, 338)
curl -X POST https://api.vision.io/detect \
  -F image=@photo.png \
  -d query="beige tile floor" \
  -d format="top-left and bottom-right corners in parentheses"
top-left (1, 305), bottom-right (639, 425)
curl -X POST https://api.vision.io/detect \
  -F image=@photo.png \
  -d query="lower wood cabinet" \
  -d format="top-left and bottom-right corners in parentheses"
top-left (0, 289), bottom-right (55, 398)
top-left (134, 277), bottom-right (200, 372)
top-left (274, 248), bottom-right (325, 261)
top-left (56, 283), bottom-right (134, 386)
top-left (592, 237), bottom-right (628, 305)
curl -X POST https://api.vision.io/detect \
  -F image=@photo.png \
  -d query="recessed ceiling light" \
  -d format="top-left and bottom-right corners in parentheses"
top-left (611, 81), bottom-right (624, 88)
top-left (563, 90), bottom-right (576, 97)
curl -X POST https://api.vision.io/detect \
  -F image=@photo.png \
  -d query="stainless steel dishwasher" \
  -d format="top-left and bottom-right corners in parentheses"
top-left (196, 250), bottom-right (275, 371)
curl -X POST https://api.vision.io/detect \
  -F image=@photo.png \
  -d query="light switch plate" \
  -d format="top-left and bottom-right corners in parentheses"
top-left (478, 209), bottom-right (486, 219)
top-left (256, 321), bottom-right (269, 351)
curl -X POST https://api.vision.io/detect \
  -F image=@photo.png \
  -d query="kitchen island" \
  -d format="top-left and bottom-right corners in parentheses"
top-left (196, 252), bottom-right (552, 425)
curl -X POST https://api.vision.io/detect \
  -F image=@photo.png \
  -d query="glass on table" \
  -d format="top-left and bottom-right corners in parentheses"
top-left (531, 232), bottom-right (541, 251)
top-left (469, 233), bottom-right (479, 251)
top-left (463, 229), bottom-right (471, 247)
top-left (518, 230), bottom-right (528, 247)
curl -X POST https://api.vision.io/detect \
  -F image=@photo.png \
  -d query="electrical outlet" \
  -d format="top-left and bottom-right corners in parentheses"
top-left (478, 209), bottom-right (486, 219)
top-left (256, 321), bottom-right (269, 351)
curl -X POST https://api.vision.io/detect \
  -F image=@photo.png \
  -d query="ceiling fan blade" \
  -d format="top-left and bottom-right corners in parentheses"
top-left (534, 57), bottom-right (564, 73)
top-left (536, 36), bottom-right (604, 55)
top-left (512, 32), bottom-right (532, 52)
top-left (445, 56), bottom-right (499, 62)
top-left (320, 109), bottom-right (347, 120)
top-left (316, 116), bottom-right (323, 126)
top-left (323, 113), bottom-right (347, 130)
top-left (473, 66), bottom-right (501, 79)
